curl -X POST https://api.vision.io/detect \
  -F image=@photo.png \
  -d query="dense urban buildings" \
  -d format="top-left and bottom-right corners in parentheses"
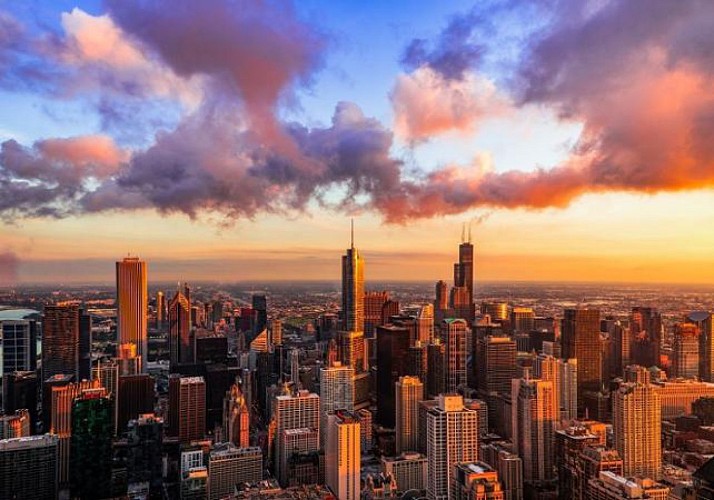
top-left (2, 235), bottom-right (714, 500)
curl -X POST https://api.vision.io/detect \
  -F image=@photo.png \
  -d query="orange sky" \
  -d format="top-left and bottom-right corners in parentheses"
top-left (4, 190), bottom-right (714, 284)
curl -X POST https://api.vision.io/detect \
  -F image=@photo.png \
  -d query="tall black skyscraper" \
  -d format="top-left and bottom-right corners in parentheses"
top-left (452, 225), bottom-right (475, 322)
top-left (252, 293), bottom-right (268, 339)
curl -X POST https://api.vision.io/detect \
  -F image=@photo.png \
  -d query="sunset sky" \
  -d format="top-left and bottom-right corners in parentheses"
top-left (1, 0), bottom-right (714, 284)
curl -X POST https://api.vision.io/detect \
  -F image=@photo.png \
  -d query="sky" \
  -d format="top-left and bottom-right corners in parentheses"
top-left (1, 0), bottom-right (714, 285)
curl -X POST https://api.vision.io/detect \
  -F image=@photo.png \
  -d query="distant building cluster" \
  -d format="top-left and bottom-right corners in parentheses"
top-left (2, 226), bottom-right (714, 499)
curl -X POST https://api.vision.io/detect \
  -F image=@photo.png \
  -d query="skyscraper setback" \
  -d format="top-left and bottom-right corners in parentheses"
top-left (116, 256), bottom-right (148, 371)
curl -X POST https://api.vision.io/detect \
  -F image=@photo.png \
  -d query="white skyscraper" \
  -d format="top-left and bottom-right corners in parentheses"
top-left (320, 362), bottom-right (354, 447)
top-left (426, 394), bottom-right (479, 500)
top-left (326, 410), bottom-right (361, 500)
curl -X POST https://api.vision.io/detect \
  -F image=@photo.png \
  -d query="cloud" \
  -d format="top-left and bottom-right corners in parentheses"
top-left (0, 135), bottom-right (126, 219)
top-left (400, 7), bottom-right (485, 81)
top-left (3, 0), bottom-right (714, 226)
top-left (391, 66), bottom-right (506, 142)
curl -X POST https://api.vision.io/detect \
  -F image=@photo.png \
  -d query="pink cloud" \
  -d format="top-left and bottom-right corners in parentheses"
top-left (391, 66), bottom-right (506, 142)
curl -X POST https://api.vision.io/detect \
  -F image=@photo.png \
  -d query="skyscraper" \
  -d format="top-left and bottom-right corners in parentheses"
top-left (396, 376), bottom-right (424, 454)
top-left (435, 280), bottom-right (449, 314)
top-left (326, 410), bottom-right (361, 500)
top-left (169, 287), bottom-right (192, 367)
top-left (118, 373), bottom-right (155, 432)
top-left (42, 303), bottom-right (80, 381)
top-left (376, 323), bottom-right (410, 427)
top-left (690, 311), bottom-right (714, 381)
top-left (126, 413), bottom-right (164, 497)
top-left (342, 221), bottom-right (364, 334)
top-left (223, 382), bottom-right (250, 448)
top-left (426, 394), bottom-right (480, 500)
top-left (427, 341), bottom-right (447, 399)
top-left (70, 388), bottom-right (113, 500)
top-left (208, 444), bottom-right (262, 500)
top-left (562, 308), bottom-right (602, 414)
top-left (156, 291), bottom-right (166, 327)
top-left (453, 229), bottom-right (474, 320)
top-left (444, 318), bottom-right (469, 393)
top-left (4, 371), bottom-right (38, 432)
top-left (1, 320), bottom-right (37, 374)
top-left (476, 335), bottom-right (517, 396)
top-left (320, 362), bottom-right (355, 446)
top-left (673, 322), bottom-right (700, 378)
top-left (630, 307), bottom-right (662, 368)
top-left (116, 256), bottom-right (148, 371)
top-left (169, 375), bottom-right (206, 444)
top-left (92, 358), bottom-right (119, 433)
top-left (0, 434), bottom-right (58, 500)
top-left (512, 375), bottom-right (557, 483)
top-left (417, 304), bottom-right (435, 344)
top-left (613, 368), bottom-right (661, 480)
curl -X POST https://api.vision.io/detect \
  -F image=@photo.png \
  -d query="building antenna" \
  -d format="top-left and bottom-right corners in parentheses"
top-left (461, 222), bottom-right (466, 243)
top-left (350, 218), bottom-right (354, 249)
top-left (468, 221), bottom-right (472, 244)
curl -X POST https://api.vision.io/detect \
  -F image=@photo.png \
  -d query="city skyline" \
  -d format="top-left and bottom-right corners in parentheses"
top-left (2, 1), bottom-right (714, 285)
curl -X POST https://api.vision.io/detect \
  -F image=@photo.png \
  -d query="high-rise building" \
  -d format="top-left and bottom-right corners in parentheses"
top-left (444, 319), bottom-right (469, 392)
top-left (689, 311), bottom-right (714, 381)
top-left (169, 375), bottom-right (206, 444)
top-left (426, 394), bottom-right (480, 500)
top-left (365, 291), bottom-right (390, 338)
top-left (126, 413), bottom-right (164, 497)
top-left (320, 362), bottom-right (354, 446)
top-left (511, 308), bottom-right (535, 334)
top-left (562, 308), bottom-right (602, 414)
top-left (435, 280), bottom-right (449, 313)
top-left (630, 307), bottom-right (662, 369)
top-left (452, 462), bottom-right (504, 500)
top-left (169, 288), bottom-right (193, 366)
top-left (476, 335), bottom-right (517, 396)
top-left (223, 382), bottom-right (250, 448)
top-left (78, 308), bottom-right (92, 380)
top-left (418, 304), bottom-right (435, 344)
top-left (512, 375), bottom-right (557, 483)
top-left (208, 444), bottom-right (262, 500)
top-left (48, 378), bottom-right (103, 484)
top-left (481, 302), bottom-right (509, 322)
top-left (42, 303), bottom-right (80, 381)
top-left (453, 232), bottom-right (474, 321)
top-left (555, 424), bottom-right (604, 500)
top-left (156, 290), bottom-right (166, 327)
top-left (673, 322), bottom-right (700, 379)
top-left (116, 257), bottom-right (148, 371)
top-left (1, 320), bottom-right (37, 374)
top-left (534, 354), bottom-right (578, 425)
top-left (269, 319), bottom-right (283, 347)
top-left (118, 374), bottom-right (155, 432)
top-left (376, 324), bottom-right (410, 427)
top-left (587, 472), bottom-right (669, 500)
top-left (70, 389), bottom-right (113, 500)
top-left (4, 371), bottom-right (38, 432)
top-left (427, 341), bottom-right (446, 399)
top-left (274, 390), bottom-right (320, 486)
top-left (326, 410), bottom-right (361, 500)
top-left (342, 221), bottom-right (365, 334)
top-left (613, 370), bottom-right (662, 480)
top-left (480, 443), bottom-right (523, 500)
top-left (92, 358), bottom-right (119, 433)
top-left (0, 434), bottom-right (58, 500)
top-left (381, 452), bottom-right (428, 493)
top-left (0, 409), bottom-right (31, 439)
top-left (251, 293), bottom-right (268, 335)
top-left (396, 376), bottom-right (423, 454)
